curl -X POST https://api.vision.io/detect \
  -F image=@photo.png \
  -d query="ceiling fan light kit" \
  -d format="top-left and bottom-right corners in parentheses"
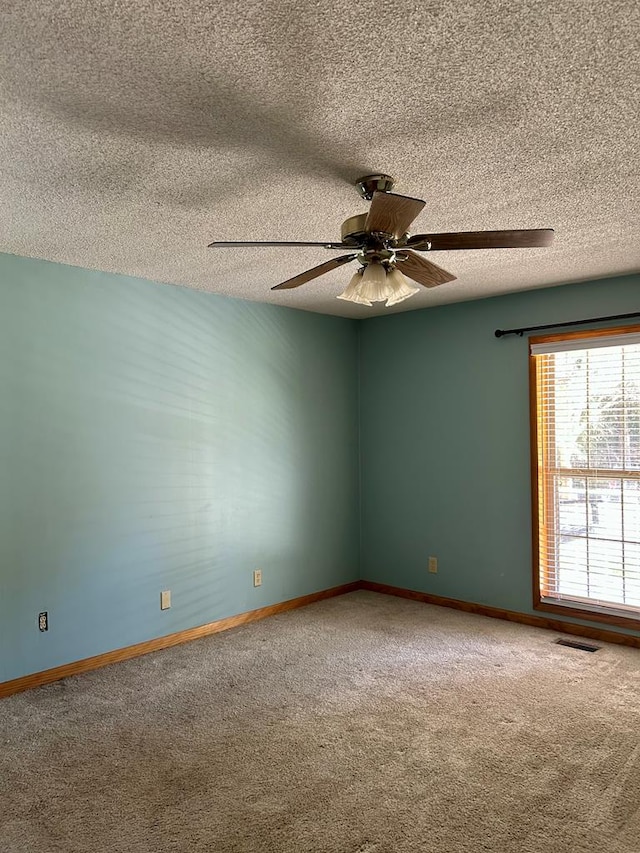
top-left (337, 264), bottom-right (420, 307)
top-left (208, 174), bottom-right (554, 310)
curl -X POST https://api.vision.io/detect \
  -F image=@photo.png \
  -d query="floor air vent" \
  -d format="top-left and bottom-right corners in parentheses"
top-left (555, 638), bottom-right (601, 652)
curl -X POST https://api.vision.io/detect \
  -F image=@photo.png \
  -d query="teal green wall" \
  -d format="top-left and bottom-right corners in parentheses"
top-left (2, 254), bottom-right (638, 685)
top-left (0, 254), bottom-right (360, 682)
top-left (359, 273), bottom-right (640, 638)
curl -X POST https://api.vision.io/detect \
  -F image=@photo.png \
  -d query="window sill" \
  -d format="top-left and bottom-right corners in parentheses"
top-left (535, 597), bottom-right (640, 632)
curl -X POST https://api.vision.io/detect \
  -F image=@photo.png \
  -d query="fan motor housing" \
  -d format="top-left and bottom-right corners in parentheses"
top-left (341, 213), bottom-right (369, 245)
top-left (341, 213), bottom-right (409, 248)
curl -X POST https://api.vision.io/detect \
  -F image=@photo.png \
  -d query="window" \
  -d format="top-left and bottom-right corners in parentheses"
top-left (530, 326), bottom-right (640, 628)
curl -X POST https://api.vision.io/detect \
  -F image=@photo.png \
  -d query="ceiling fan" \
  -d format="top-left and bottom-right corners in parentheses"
top-left (208, 174), bottom-right (554, 307)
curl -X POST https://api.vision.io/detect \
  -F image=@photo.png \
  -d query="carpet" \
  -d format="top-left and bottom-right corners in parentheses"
top-left (1, 590), bottom-right (640, 852)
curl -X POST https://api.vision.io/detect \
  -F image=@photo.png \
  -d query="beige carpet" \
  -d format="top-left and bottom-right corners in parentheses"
top-left (2, 590), bottom-right (640, 852)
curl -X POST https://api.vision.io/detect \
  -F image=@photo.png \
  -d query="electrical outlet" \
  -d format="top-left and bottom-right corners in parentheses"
top-left (160, 590), bottom-right (171, 610)
top-left (38, 611), bottom-right (48, 632)
top-left (253, 569), bottom-right (262, 587)
top-left (428, 556), bottom-right (438, 574)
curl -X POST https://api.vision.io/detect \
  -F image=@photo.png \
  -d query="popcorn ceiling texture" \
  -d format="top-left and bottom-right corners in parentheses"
top-left (0, 0), bottom-right (638, 317)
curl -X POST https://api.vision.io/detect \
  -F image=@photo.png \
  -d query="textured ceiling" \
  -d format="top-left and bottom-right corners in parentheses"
top-left (1, 0), bottom-right (638, 318)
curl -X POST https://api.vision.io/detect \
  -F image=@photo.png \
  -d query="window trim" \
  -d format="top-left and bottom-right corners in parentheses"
top-left (530, 324), bottom-right (640, 631)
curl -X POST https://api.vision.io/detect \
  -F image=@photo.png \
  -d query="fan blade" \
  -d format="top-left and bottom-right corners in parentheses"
top-left (209, 240), bottom-right (354, 249)
top-left (364, 191), bottom-right (426, 239)
top-left (407, 229), bottom-right (554, 251)
top-left (271, 254), bottom-right (357, 290)
top-left (396, 250), bottom-right (457, 288)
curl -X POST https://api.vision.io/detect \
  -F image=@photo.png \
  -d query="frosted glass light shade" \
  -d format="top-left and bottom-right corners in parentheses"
top-left (358, 262), bottom-right (393, 303)
top-left (385, 268), bottom-right (420, 306)
top-left (336, 264), bottom-right (421, 308)
top-left (337, 269), bottom-right (372, 305)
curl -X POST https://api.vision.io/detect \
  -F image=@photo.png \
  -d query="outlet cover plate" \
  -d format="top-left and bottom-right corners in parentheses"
top-left (253, 569), bottom-right (262, 587)
top-left (428, 556), bottom-right (438, 574)
top-left (160, 590), bottom-right (171, 610)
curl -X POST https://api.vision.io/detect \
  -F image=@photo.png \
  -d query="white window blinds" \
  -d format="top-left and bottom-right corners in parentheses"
top-left (531, 329), bottom-right (640, 617)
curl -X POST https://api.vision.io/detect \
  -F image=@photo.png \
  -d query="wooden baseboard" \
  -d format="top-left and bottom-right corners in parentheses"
top-left (0, 581), bottom-right (360, 699)
top-left (4, 578), bottom-right (639, 699)
top-left (359, 580), bottom-right (640, 649)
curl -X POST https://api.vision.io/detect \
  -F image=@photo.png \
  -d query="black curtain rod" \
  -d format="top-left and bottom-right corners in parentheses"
top-left (495, 311), bottom-right (640, 338)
